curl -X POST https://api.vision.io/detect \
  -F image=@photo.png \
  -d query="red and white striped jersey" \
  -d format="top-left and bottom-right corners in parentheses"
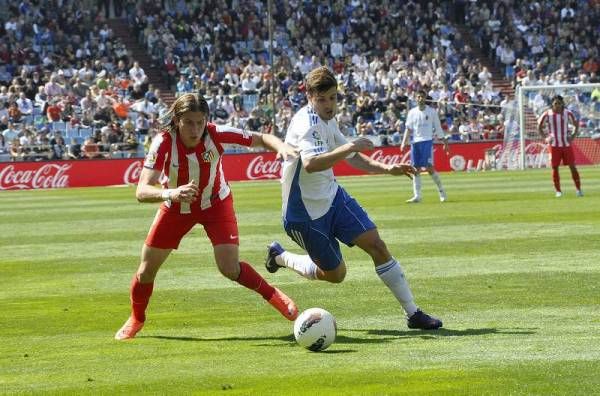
top-left (144, 123), bottom-right (253, 213)
top-left (538, 109), bottom-right (576, 147)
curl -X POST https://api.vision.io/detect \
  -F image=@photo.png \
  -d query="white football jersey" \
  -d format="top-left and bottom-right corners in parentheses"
top-left (405, 105), bottom-right (444, 143)
top-left (282, 105), bottom-right (349, 221)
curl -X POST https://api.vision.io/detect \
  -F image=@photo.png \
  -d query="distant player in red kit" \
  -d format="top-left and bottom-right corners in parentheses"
top-left (537, 95), bottom-right (583, 198)
top-left (115, 93), bottom-right (299, 340)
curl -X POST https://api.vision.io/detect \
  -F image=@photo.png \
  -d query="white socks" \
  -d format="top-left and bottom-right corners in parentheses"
top-left (412, 174), bottom-right (422, 198)
top-left (376, 258), bottom-right (418, 316)
top-left (276, 251), bottom-right (318, 280)
top-left (430, 171), bottom-right (444, 194)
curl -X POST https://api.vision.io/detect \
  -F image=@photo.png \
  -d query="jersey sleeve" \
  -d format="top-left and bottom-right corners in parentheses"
top-left (537, 111), bottom-right (548, 129)
top-left (143, 132), bottom-right (171, 171)
top-left (298, 127), bottom-right (327, 159)
top-left (405, 110), bottom-right (415, 131)
top-left (214, 124), bottom-right (253, 146)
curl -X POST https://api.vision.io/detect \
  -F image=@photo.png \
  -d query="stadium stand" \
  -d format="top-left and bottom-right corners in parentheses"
top-left (1, 0), bottom-right (598, 162)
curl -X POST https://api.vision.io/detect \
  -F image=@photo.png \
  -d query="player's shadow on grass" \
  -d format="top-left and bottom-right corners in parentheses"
top-left (362, 327), bottom-right (537, 340)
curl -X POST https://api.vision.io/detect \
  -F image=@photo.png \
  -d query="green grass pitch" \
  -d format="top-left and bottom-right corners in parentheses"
top-left (1, 167), bottom-right (599, 395)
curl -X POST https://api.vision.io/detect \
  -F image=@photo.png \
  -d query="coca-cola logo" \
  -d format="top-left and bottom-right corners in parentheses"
top-left (494, 142), bottom-right (549, 169)
top-left (124, 160), bottom-right (143, 185)
top-left (246, 155), bottom-right (282, 180)
top-left (0, 164), bottom-right (71, 190)
top-left (369, 149), bottom-right (411, 165)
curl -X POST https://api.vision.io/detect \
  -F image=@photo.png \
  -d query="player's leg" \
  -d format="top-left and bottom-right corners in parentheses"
top-left (115, 246), bottom-right (173, 340)
top-left (426, 165), bottom-right (446, 202)
top-left (352, 229), bottom-right (418, 316)
top-left (352, 229), bottom-right (442, 330)
top-left (550, 146), bottom-right (562, 196)
top-left (212, 243), bottom-right (298, 320)
top-left (564, 147), bottom-right (582, 195)
top-left (116, 208), bottom-right (192, 340)
top-left (205, 196), bottom-right (297, 320)
top-left (407, 142), bottom-right (429, 202)
top-left (267, 222), bottom-right (346, 283)
top-left (570, 164), bottom-right (583, 196)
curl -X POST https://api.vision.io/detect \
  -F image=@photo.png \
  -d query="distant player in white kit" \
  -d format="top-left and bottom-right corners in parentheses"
top-left (401, 90), bottom-right (449, 203)
top-left (265, 66), bottom-right (443, 330)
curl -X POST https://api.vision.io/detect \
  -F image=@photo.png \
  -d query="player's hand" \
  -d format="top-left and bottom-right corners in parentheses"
top-left (388, 163), bottom-right (417, 179)
top-left (172, 180), bottom-right (199, 203)
top-left (348, 137), bottom-right (374, 153)
top-left (276, 143), bottom-right (299, 161)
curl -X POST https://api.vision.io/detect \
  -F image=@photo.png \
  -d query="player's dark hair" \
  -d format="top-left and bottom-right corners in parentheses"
top-left (305, 66), bottom-right (337, 95)
top-left (160, 92), bottom-right (209, 134)
top-left (551, 95), bottom-right (564, 104)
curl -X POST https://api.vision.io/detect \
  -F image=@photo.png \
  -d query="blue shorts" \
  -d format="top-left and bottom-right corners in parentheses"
top-left (411, 140), bottom-right (434, 168)
top-left (283, 187), bottom-right (375, 271)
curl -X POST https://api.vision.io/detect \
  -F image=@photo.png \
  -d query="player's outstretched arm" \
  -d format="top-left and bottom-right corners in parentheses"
top-left (346, 152), bottom-right (416, 178)
top-left (302, 136), bottom-right (374, 173)
top-left (251, 132), bottom-right (299, 161)
top-left (136, 167), bottom-right (198, 203)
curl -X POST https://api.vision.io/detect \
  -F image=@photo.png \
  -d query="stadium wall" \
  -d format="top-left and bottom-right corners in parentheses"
top-left (1, 140), bottom-right (598, 190)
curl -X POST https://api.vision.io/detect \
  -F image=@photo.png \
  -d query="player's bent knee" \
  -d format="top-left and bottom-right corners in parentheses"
top-left (367, 237), bottom-right (389, 259)
top-left (217, 262), bottom-right (240, 280)
top-left (321, 266), bottom-right (346, 283)
top-left (137, 270), bottom-right (156, 283)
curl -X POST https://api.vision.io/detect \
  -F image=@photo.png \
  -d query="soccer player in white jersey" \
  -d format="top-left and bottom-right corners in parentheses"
top-left (537, 95), bottom-right (582, 197)
top-left (265, 67), bottom-right (443, 330)
top-left (115, 93), bottom-right (299, 340)
top-left (401, 90), bottom-right (449, 203)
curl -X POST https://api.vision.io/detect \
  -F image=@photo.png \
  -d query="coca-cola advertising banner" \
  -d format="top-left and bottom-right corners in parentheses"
top-left (1, 139), bottom-right (597, 190)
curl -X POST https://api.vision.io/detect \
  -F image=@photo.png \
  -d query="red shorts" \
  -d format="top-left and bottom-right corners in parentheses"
top-left (145, 194), bottom-right (239, 249)
top-left (550, 146), bottom-right (575, 167)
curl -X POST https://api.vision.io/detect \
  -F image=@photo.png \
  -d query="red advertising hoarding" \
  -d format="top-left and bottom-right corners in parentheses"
top-left (1, 139), bottom-right (598, 190)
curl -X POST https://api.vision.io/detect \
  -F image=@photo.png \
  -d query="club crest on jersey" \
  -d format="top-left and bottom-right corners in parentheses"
top-left (202, 150), bottom-right (216, 162)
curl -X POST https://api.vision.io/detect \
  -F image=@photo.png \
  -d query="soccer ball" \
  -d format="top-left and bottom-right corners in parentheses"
top-left (293, 308), bottom-right (336, 352)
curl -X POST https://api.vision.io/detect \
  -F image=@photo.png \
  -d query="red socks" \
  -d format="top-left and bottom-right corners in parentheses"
top-left (236, 261), bottom-right (275, 300)
top-left (552, 167), bottom-right (561, 192)
top-left (571, 168), bottom-right (581, 190)
top-left (129, 263), bottom-right (274, 322)
top-left (130, 274), bottom-right (154, 323)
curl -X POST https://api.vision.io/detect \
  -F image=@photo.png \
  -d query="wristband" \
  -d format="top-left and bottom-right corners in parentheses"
top-left (161, 189), bottom-right (173, 201)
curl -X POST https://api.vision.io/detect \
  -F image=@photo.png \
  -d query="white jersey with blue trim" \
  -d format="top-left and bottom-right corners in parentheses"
top-left (282, 105), bottom-right (348, 221)
top-left (405, 105), bottom-right (444, 143)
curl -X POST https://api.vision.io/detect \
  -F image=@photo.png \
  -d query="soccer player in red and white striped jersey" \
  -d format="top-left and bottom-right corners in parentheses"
top-left (537, 95), bottom-right (583, 197)
top-left (115, 93), bottom-right (299, 340)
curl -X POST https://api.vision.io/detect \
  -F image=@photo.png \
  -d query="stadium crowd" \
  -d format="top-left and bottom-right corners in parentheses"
top-left (1, 0), bottom-right (598, 162)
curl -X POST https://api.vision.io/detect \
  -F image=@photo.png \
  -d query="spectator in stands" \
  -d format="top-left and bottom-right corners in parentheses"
top-left (135, 113), bottom-right (150, 135)
top-left (2, 121), bottom-right (19, 141)
top-left (50, 133), bottom-right (67, 160)
top-left (7, 101), bottom-right (22, 123)
top-left (46, 99), bottom-right (62, 122)
top-left (129, 61), bottom-right (147, 87)
top-left (44, 75), bottom-right (64, 98)
top-left (66, 137), bottom-right (81, 159)
top-left (16, 92), bottom-right (33, 118)
top-left (10, 138), bottom-right (24, 161)
top-left (131, 96), bottom-right (156, 118)
top-left (356, 116), bottom-right (375, 136)
top-left (82, 136), bottom-right (104, 159)
top-left (176, 75), bottom-right (192, 96)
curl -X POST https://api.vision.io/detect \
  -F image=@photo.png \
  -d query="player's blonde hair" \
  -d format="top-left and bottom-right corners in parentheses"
top-left (305, 66), bottom-right (337, 95)
top-left (160, 93), bottom-right (209, 134)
